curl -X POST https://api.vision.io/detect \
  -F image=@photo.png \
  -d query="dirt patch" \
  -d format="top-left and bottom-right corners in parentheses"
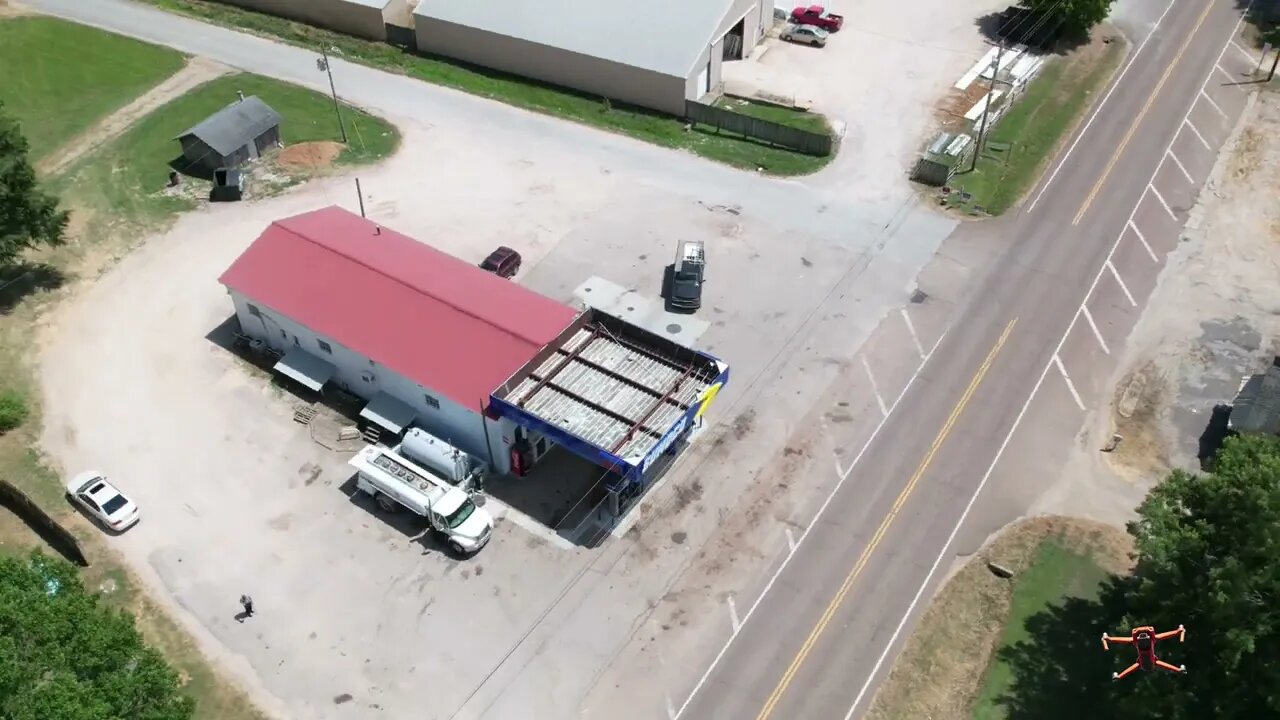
top-left (1106, 361), bottom-right (1172, 480)
top-left (276, 141), bottom-right (344, 171)
top-left (39, 57), bottom-right (231, 177)
top-left (866, 516), bottom-right (1131, 720)
top-left (0, 0), bottom-right (33, 18)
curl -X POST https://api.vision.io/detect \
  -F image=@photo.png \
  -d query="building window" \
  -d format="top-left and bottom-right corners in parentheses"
top-left (247, 303), bottom-right (261, 317)
top-left (423, 393), bottom-right (439, 409)
top-left (318, 340), bottom-right (332, 354)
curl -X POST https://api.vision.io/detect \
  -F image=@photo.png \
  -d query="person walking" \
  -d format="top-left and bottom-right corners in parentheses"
top-left (239, 594), bottom-right (255, 621)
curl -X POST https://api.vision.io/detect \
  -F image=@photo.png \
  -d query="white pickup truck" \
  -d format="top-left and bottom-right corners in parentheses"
top-left (348, 445), bottom-right (494, 556)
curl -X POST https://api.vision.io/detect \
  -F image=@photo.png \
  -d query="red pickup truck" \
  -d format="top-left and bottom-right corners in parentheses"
top-left (790, 5), bottom-right (844, 32)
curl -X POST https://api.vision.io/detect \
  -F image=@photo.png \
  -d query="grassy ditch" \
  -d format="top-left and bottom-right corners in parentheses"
top-left (137, 0), bottom-right (835, 175)
top-left (944, 32), bottom-right (1126, 216)
top-left (865, 517), bottom-right (1132, 720)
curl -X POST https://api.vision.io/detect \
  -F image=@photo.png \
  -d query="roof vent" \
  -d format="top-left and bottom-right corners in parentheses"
top-left (237, 90), bottom-right (245, 102)
top-left (374, 225), bottom-right (381, 235)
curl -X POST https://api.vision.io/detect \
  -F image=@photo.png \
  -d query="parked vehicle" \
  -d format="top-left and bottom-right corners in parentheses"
top-left (667, 240), bottom-right (706, 312)
top-left (66, 471), bottom-right (139, 532)
top-left (348, 445), bottom-right (494, 556)
top-left (790, 5), bottom-right (844, 31)
top-left (781, 24), bottom-right (830, 47)
top-left (479, 246), bottom-right (522, 279)
top-left (395, 427), bottom-right (485, 489)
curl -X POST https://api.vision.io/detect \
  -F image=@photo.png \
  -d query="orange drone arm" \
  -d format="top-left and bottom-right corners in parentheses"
top-left (1155, 625), bottom-right (1186, 642)
top-left (1113, 663), bottom-right (1141, 680)
top-left (1102, 633), bottom-right (1133, 650)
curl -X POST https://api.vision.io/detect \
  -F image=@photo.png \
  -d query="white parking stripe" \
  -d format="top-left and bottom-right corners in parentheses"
top-left (1128, 221), bottom-right (1159, 263)
top-left (1166, 150), bottom-right (1194, 184)
top-left (1215, 64), bottom-right (1237, 84)
top-left (1200, 89), bottom-right (1228, 119)
top-left (785, 527), bottom-right (798, 552)
top-left (1230, 40), bottom-right (1257, 65)
top-left (1184, 119), bottom-right (1212, 150)
top-left (726, 596), bottom-right (741, 632)
top-left (1106, 261), bottom-right (1138, 307)
top-left (861, 356), bottom-right (890, 418)
top-left (1149, 184), bottom-right (1179, 221)
top-left (1053, 354), bottom-right (1087, 411)
top-left (899, 308), bottom-right (926, 360)
top-left (1081, 306), bottom-right (1110, 355)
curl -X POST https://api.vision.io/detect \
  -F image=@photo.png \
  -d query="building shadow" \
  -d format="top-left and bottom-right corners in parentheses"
top-left (0, 262), bottom-right (65, 315)
top-left (1197, 404), bottom-right (1235, 472)
top-left (484, 447), bottom-right (614, 544)
top-left (168, 155), bottom-right (214, 182)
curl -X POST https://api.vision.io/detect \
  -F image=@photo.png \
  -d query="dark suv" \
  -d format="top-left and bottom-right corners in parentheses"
top-left (479, 246), bottom-right (522, 279)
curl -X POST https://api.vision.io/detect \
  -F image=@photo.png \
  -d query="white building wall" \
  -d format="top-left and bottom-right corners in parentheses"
top-left (228, 290), bottom-right (512, 473)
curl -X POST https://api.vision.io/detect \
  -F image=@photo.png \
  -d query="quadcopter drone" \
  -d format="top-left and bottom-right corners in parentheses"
top-left (1101, 625), bottom-right (1186, 680)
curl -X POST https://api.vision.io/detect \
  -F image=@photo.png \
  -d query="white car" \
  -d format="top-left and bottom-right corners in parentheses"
top-left (781, 24), bottom-right (829, 47)
top-left (66, 471), bottom-right (139, 532)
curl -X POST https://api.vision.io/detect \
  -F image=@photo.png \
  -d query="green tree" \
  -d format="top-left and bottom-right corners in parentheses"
top-left (0, 552), bottom-right (195, 720)
top-left (1020, 0), bottom-right (1117, 37)
top-left (0, 101), bottom-right (68, 267)
top-left (994, 434), bottom-right (1280, 719)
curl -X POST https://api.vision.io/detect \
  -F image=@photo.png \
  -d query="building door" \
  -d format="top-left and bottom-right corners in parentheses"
top-left (696, 62), bottom-right (710, 98)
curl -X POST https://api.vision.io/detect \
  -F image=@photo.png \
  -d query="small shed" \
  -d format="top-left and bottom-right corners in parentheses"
top-left (1229, 361), bottom-right (1280, 436)
top-left (175, 95), bottom-right (282, 173)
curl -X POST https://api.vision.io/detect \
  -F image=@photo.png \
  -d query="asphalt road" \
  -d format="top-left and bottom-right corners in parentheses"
top-left (675, 1), bottom-right (1261, 718)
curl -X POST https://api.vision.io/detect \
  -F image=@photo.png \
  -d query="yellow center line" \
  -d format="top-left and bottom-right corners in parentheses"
top-left (1072, 0), bottom-right (1217, 226)
top-left (755, 317), bottom-right (1018, 720)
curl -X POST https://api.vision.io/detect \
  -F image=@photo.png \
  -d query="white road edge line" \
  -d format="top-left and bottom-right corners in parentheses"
top-left (840, 11), bottom-right (1251, 720)
top-left (727, 597), bottom-right (741, 632)
top-left (785, 527), bottom-right (798, 552)
top-left (1166, 150), bottom-right (1194, 184)
top-left (674, 325), bottom-right (950, 720)
top-left (862, 356), bottom-right (890, 418)
top-left (1081, 306), bottom-right (1110, 355)
top-left (1149, 183), bottom-right (1179, 221)
top-left (1025, 0), bottom-right (1179, 214)
top-left (1053, 354), bottom-right (1088, 411)
top-left (899, 308), bottom-right (926, 360)
top-left (1128, 220), bottom-right (1159, 263)
top-left (1200, 89), bottom-right (1228, 119)
top-left (1106, 261), bottom-right (1138, 307)
top-left (1184, 118), bottom-right (1213, 150)
top-left (1215, 63), bottom-right (1237, 85)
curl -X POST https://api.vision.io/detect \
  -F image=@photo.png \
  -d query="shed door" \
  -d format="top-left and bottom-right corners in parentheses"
top-left (696, 63), bottom-right (710, 97)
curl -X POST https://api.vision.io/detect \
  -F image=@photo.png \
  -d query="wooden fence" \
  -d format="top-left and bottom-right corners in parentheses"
top-left (0, 480), bottom-right (89, 567)
top-left (684, 101), bottom-right (833, 156)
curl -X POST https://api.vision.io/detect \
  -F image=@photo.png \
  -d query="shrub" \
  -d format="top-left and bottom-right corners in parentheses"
top-left (0, 388), bottom-right (30, 432)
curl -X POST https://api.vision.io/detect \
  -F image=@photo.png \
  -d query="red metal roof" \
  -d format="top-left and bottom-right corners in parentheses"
top-left (218, 206), bottom-right (580, 409)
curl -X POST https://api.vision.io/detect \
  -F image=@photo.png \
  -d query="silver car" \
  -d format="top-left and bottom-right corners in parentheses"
top-left (781, 23), bottom-right (829, 47)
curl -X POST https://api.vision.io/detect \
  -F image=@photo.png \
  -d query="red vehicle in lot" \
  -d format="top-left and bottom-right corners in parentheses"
top-left (790, 4), bottom-right (844, 31)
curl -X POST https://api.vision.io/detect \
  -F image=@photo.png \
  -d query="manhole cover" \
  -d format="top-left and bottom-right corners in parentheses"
top-left (910, 290), bottom-right (928, 304)
top-left (666, 323), bottom-right (682, 334)
top-left (627, 306), bottom-right (635, 312)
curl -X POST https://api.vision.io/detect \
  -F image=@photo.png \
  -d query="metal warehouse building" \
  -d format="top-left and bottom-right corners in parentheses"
top-left (412, 0), bottom-right (773, 115)
top-left (219, 207), bottom-right (728, 509)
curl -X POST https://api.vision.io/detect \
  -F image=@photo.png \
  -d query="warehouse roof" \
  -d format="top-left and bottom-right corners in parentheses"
top-left (176, 95), bottom-right (281, 156)
top-left (218, 206), bottom-right (580, 408)
top-left (413, 0), bottom-right (738, 77)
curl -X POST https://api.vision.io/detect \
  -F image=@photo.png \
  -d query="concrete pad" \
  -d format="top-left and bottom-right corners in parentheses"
top-left (573, 275), bottom-right (710, 348)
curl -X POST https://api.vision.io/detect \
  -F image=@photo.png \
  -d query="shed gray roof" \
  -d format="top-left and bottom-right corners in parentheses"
top-left (1230, 366), bottom-right (1280, 435)
top-left (414, 0), bottom-right (742, 78)
top-left (176, 96), bottom-right (282, 156)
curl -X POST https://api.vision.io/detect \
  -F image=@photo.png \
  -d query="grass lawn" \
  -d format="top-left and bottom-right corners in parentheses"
top-left (58, 71), bottom-right (399, 227)
top-left (944, 33), bottom-right (1126, 216)
top-left (137, 0), bottom-right (834, 175)
top-left (0, 16), bottom-right (184, 161)
top-left (970, 537), bottom-right (1112, 720)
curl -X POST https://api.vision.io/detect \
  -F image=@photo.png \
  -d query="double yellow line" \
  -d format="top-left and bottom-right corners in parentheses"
top-left (754, 317), bottom-right (1018, 720)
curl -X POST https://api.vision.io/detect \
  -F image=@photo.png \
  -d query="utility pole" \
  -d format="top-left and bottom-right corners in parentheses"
top-left (970, 40), bottom-right (1005, 173)
top-left (355, 178), bottom-right (366, 218)
top-left (317, 46), bottom-right (348, 144)
top-left (1269, 46), bottom-right (1279, 82)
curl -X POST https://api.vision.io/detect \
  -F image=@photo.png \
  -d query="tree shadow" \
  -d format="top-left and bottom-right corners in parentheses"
top-left (0, 262), bottom-right (65, 315)
top-left (974, 6), bottom-right (1088, 55)
top-left (994, 575), bottom-right (1142, 719)
top-left (1197, 404), bottom-right (1235, 471)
